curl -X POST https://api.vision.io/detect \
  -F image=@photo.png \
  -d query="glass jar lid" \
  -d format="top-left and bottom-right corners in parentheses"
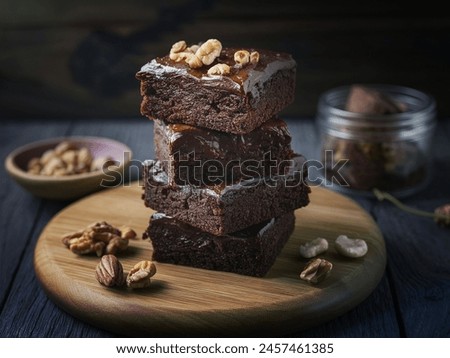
top-left (317, 84), bottom-right (436, 141)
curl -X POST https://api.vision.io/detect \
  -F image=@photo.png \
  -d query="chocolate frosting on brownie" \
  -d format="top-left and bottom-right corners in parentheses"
top-left (138, 48), bottom-right (295, 97)
top-left (136, 46), bottom-right (296, 134)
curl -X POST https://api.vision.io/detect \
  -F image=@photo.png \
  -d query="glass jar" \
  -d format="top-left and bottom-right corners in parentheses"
top-left (316, 84), bottom-right (437, 197)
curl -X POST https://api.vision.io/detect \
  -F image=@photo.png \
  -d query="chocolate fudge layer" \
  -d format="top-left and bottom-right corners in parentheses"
top-left (136, 47), bottom-right (296, 134)
top-left (146, 211), bottom-right (295, 277)
top-left (154, 117), bottom-right (294, 186)
top-left (142, 155), bottom-right (310, 236)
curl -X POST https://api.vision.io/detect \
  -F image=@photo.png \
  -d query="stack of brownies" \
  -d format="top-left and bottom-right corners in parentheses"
top-left (136, 39), bottom-right (310, 276)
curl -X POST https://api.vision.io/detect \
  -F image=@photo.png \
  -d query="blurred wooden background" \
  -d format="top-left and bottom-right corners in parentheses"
top-left (1, 0), bottom-right (449, 119)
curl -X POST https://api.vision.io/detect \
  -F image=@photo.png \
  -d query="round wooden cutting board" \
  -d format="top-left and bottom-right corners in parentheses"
top-left (34, 182), bottom-right (386, 337)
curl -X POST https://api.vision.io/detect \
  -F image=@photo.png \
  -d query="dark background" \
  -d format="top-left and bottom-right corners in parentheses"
top-left (1, 0), bottom-right (449, 119)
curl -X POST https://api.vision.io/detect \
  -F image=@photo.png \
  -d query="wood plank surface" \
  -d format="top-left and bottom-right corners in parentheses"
top-left (373, 121), bottom-right (450, 337)
top-left (4, 118), bottom-right (449, 337)
top-left (33, 182), bottom-right (386, 337)
top-left (0, 120), bottom-right (72, 307)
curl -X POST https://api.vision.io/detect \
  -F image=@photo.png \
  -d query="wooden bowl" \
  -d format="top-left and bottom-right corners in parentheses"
top-left (5, 136), bottom-right (133, 200)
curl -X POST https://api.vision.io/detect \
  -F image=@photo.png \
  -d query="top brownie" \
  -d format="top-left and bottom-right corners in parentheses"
top-left (136, 39), bottom-right (296, 134)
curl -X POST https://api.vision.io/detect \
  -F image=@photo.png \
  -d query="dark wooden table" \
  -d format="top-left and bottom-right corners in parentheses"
top-left (1, 117), bottom-right (449, 338)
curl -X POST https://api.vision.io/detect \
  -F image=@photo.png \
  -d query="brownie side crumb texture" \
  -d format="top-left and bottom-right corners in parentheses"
top-left (136, 48), bottom-right (296, 134)
top-left (154, 117), bottom-right (294, 186)
top-left (147, 211), bottom-right (296, 277)
top-left (142, 156), bottom-right (310, 236)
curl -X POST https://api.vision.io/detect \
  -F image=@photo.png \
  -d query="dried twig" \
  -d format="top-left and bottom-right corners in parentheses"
top-left (372, 188), bottom-right (449, 227)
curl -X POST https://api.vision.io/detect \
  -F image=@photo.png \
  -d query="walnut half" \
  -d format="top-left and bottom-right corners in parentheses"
top-left (234, 50), bottom-right (250, 66)
top-left (195, 39), bottom-right (222, 65)
top-left (126, 260), bottom-right (157, 289)
top-left (207, 63), bottom-right (230, 76)
top-left (168, 39), bottom-right (222, 69)
top-left (300, 258), bottom-right (333, 284)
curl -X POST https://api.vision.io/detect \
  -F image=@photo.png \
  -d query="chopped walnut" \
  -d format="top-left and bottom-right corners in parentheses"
top-left (27, 140), bottom-right (110, 176)
top-left (170, 40), bottom-right (187, 54)
top-left (87, 221), bottom-right (121, 236)
top-left (185, 53), bottom-right (203, 68)
top-left (69, 236), bottom-right (94, 255)
top-left (169, 51), bottom-right (202, 68)
top-left (195, 39), bottom-right (222, 66)
top-left (54, 141), bottom-right (77, 155)
top-left (88, 231), bottom-right (120, 244)
top-left (40, 150), bottom-right (56, 165)
top-left (77, 147), bottom-right (93, 167)
top-left (300, 258), bottom-right (333, 284)
top-left (169, 50), bottom-right (190, 62)
top-left (250, 51), bottom-right (260, 64)
top-left (61, 221), bottom-right (135, 257)
top-left (207, 63), bottom-right (231, 76)
top-left (126, 260), bottom-right (157, 289)
top-left (60, 150), bottom-right (77, 166)
top-left (168, 39), bottom-right (223, 69)
top-left (93, 242), bottom-right (106, 257)
top-left (105, 237), bottom-right (129, 255)
top-left (40, 157), bottom-right (64, 176)
top-left (234, 50), bottom-right (250, 66)
top-left (187, 44), bottom-right (200, 53)
top-left (27, 157), bottom-right (42, 174)
top-left (61, 230), bottom-right (84, 247)
top-left (120, 226), bottom-right (137, 240)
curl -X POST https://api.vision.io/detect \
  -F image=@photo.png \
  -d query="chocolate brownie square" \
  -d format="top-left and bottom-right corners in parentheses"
top-left (154, 117), bottom-right (294, 186)
top-left (136, 45), bottom-right (296, 134)
top-left (146, 211), bottom-right (295, 277)
top-left (142, 155), bottom-right (310, 235)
